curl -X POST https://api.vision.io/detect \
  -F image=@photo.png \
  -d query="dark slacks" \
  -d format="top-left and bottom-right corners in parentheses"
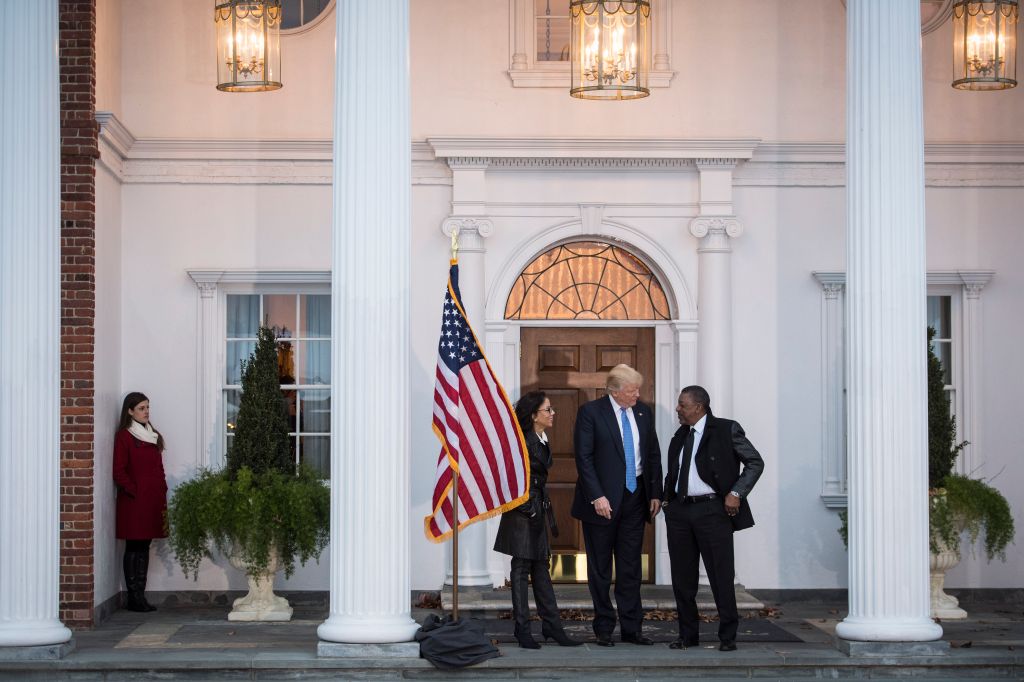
top-left (581, 479), bottom-right (646, 637)
top-left (664, 496), bottom-right (739, 644)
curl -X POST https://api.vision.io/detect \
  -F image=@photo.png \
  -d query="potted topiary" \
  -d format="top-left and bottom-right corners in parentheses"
top-left (837, 328), bottom-right (1014, 619)
top-left (925, 328), bottom-right (1014, 619)
top-left (168, 325), bottom-right (330, 621)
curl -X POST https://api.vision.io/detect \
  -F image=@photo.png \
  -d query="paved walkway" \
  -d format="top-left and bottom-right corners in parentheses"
top-left (1, 592), bottom-right (1022, 680)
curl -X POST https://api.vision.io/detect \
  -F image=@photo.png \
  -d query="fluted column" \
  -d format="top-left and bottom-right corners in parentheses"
top-left (836, 0), bottom-right (942, 643)
top-left (441, 217), bottom-right (494, 587)
top-left (317, 0), bottom-right (418, 645)
top-left (688, 216), bottom-right (743, 416)
top-left (0, 0), bottom-right (73, 650)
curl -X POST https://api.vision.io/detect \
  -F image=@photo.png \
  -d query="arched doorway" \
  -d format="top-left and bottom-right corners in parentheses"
top-left (506, 240), bottom-right (671, 582)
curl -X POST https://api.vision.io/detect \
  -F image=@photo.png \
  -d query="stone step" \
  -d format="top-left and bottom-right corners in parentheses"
top-left (440, 583), bottom-right (766, 615)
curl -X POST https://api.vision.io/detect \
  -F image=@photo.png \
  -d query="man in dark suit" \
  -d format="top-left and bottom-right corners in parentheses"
top-left (572, 364), bottom-right (663, 646)
top-left (662, 385), bottom-right (764, 652)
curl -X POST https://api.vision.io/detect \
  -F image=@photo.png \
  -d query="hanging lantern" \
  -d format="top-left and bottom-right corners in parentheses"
top-left (953, 1), bottom-right (1018, 90)
top-left (570, 1), bottom-right (651, 100)
top-left (215, 1), bottom-right (283, 92)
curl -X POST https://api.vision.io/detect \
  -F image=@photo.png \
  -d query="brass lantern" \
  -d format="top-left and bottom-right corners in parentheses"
top-left (215, 1), bottom-right (283, 92)
top-left (570, 1), bottom-right (651, 100)
top-left (953, 1), bottom-right (1018, 90)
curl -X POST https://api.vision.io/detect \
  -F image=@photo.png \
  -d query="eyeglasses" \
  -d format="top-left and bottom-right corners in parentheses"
top-left (539, 407), bottom-right (556, 414)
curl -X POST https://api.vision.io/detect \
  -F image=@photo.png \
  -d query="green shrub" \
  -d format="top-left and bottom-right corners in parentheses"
top-left (168, 325), bottom-right (330, 579)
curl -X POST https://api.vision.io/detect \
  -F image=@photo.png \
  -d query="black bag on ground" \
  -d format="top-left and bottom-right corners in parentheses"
top-left (415, 614), bottom-right (500, 669)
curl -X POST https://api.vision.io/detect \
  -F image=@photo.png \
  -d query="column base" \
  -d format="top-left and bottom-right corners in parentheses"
top-left (0, 640), bottom-right (74, 661)
top-left (0, 621), bottom-right (73, 649)
top-left (836, 616), bottom-right (943, 643)
top-left (318, 614), bottom-right (419, 644)
top-left (444, 572), bottom-right (494, 587)
top-left (318, 641), bottom-right (420, 658)
top-left (837, 639), bottom-right (950, 657)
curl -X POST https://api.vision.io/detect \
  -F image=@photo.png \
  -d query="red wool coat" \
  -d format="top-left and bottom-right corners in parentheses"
top-left (113, 429), bottom-right (168, 540)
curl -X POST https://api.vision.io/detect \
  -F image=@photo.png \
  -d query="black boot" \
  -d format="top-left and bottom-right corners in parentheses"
top-left (133, 550), bottom-right (157, 612)
top-left (510, 558), bottom-right (540, 649)
top-left (123, 551), bottom-right (148, 612)
top-left (532, 560), bottom-right (581, 646)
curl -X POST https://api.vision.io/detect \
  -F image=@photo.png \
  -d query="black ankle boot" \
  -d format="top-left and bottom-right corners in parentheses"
top-left (542, 623), bottom-right (582, 647)
top-left (514, 624), bottom-right (541, 649)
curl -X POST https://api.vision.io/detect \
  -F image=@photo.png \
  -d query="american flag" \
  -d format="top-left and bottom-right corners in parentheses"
top-left (425, 263), bottom-right (530, 542)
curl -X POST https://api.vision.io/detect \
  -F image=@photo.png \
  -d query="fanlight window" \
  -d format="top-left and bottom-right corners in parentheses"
top-left (505, 241), bottom-right (670, 320)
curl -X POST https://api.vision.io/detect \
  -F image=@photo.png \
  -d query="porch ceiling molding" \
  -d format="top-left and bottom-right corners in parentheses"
top-left (95, 112), bottom-right (1024, 187)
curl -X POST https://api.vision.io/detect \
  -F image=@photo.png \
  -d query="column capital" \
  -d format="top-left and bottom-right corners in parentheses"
top-left (442, 217), bottom-right (493, 253)
top-left (689, 216), bottom-right (744, 252)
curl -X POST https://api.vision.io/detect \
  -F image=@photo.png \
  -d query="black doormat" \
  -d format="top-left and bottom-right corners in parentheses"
top-left (480, 617), bottom-right (802, 644)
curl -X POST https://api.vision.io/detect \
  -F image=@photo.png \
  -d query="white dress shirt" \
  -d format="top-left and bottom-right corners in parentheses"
top-left (609, 395), bottom-right (643, 476)
top-left (681, 414), bottom-right (715, 496)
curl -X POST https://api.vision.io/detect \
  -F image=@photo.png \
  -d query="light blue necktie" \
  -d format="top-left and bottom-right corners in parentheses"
top-left (621, 408), bottom-right (637, 493)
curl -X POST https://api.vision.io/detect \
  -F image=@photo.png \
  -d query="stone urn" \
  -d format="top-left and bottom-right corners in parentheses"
top-left (227, 546), bottom-right (293, 622)
top-left (929, 530), bottom-right (967, 620)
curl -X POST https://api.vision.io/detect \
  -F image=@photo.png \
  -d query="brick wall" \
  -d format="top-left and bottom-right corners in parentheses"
top-left (59, 0), bottom-right (99, 628)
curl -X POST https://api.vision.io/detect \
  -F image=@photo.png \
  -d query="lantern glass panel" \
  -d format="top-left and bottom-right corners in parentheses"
top-left (570, 1), bottom-right (650, 99)
top-left (953, 1), bottom-right (1018, 90)
top-left (215, 1), bottom-right (283, 92)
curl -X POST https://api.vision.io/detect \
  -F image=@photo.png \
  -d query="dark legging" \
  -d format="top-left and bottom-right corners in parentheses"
top-left (125, 539), bottom-right (151, 553)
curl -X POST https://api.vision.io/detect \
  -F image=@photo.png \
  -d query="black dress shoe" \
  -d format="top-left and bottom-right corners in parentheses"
top-left (594, 634), bottom-right (615, 647)
top-left (719, 640), bottom-right (737, 652)
top-left (621, 633), bottom-right (654, 645)
top-left (669, 638), bottom-right (699, 650)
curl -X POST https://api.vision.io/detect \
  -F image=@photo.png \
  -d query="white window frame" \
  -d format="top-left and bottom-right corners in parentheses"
top-left (812, 269), bottom-right (993, 509)
top-left (188, 270), bottom-right (330, 471)
top-left (507, 0), bottom-right (675, 88)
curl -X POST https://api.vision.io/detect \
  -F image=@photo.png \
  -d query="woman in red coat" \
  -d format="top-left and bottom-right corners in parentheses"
top-left (113, 392), bottom-right (168, 612)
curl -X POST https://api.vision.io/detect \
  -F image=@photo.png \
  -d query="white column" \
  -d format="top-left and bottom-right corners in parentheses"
top-left (836, 0), bottom-right (942, 643)
top-left (956, 272), bottom-right (992, 478)
top-left (0, 0), bottom-right (73, 649)
top-left (187, 273), bottom-right (224, 469)
top-left (688, 216), bottom-right (743, 417)
top-left (317, 0), bottom-right (418, 645)
top-left (813, 274), bottom-right (848, 508)
top-left (441, 217), bottom-right (494, 587)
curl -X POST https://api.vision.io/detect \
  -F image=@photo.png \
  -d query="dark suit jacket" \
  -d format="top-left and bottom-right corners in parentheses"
top-left (571, 397), bottom-right (663, 525)
top-left (493, 431), bottom-right (554, 560)
top-left (663, 416), bottom-right (764, 531)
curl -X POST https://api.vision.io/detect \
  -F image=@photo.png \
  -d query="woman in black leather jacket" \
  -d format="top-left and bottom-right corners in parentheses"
top-left (493, 391), bottom-right (580, 649)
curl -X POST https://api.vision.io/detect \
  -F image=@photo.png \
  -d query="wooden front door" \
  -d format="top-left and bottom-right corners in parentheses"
top-left (520, 327), bottom-right (656, 582)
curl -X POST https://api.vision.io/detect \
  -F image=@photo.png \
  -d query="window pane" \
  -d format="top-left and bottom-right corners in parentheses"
top-left (299, 341), bottom-right (331, 384)
top-left (301, 435), bottom-right (330, 477)
top-left (300, 389), bottom-right (330, 433)
top-left (225, 390), bottom-right (241, 435)
top-left (535, 0), bottom-right (569, 62)
top-left (282, 387), bottom-right (298, 432)
top-left (227, 295), bottom-right (259, 338)
top-left (278, 340), bottom-right (297, 384)
top-left (226, 341), bottom-right (255, 384)
top-left (265, 295), bottom-right (297, 338)
top-left (937, 340), bottom-right (952, 386)
top-left (300, 294), bottom-right (331, 338)
top-left (927, 296), bottom-right (951, 339)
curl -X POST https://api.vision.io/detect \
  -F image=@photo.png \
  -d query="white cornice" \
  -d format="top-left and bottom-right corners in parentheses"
top-left (427, 136), bottom-right (761, 161)
top-left (813, 270), bottom-right (995, 287)
top-left (96, 112), bottom-right (1024, 187)
top-left (187, 269), bottom-right (331, 285)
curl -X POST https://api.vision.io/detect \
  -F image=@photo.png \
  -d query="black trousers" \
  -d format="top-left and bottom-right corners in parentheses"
top-left (664, 497), bottom-right (738, 644)
top-left (581, 480), bottom-right (646, 637)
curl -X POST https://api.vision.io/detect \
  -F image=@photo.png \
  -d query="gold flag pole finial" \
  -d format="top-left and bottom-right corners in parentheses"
top-left (450, 228), bottom-right (459, 264)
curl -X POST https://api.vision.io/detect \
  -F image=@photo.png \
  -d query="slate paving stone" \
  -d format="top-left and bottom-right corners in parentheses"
top-left (481, 617), bottom-right (802, 644)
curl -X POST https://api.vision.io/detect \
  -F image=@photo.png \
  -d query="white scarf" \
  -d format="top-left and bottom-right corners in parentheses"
top-left (128, 420), bottom-right (159, 445)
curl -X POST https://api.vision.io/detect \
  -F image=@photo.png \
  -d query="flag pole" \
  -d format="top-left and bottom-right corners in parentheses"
top-left (450, 226), bottom-right (460, 622)
top-left (452, 470), bottom-right (460, 621)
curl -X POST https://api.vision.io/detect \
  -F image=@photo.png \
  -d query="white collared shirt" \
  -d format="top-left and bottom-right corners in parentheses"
top-left (609, 395), bottom-right (643, 476)
top-left (681, 414), bottom-right (715, 496)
